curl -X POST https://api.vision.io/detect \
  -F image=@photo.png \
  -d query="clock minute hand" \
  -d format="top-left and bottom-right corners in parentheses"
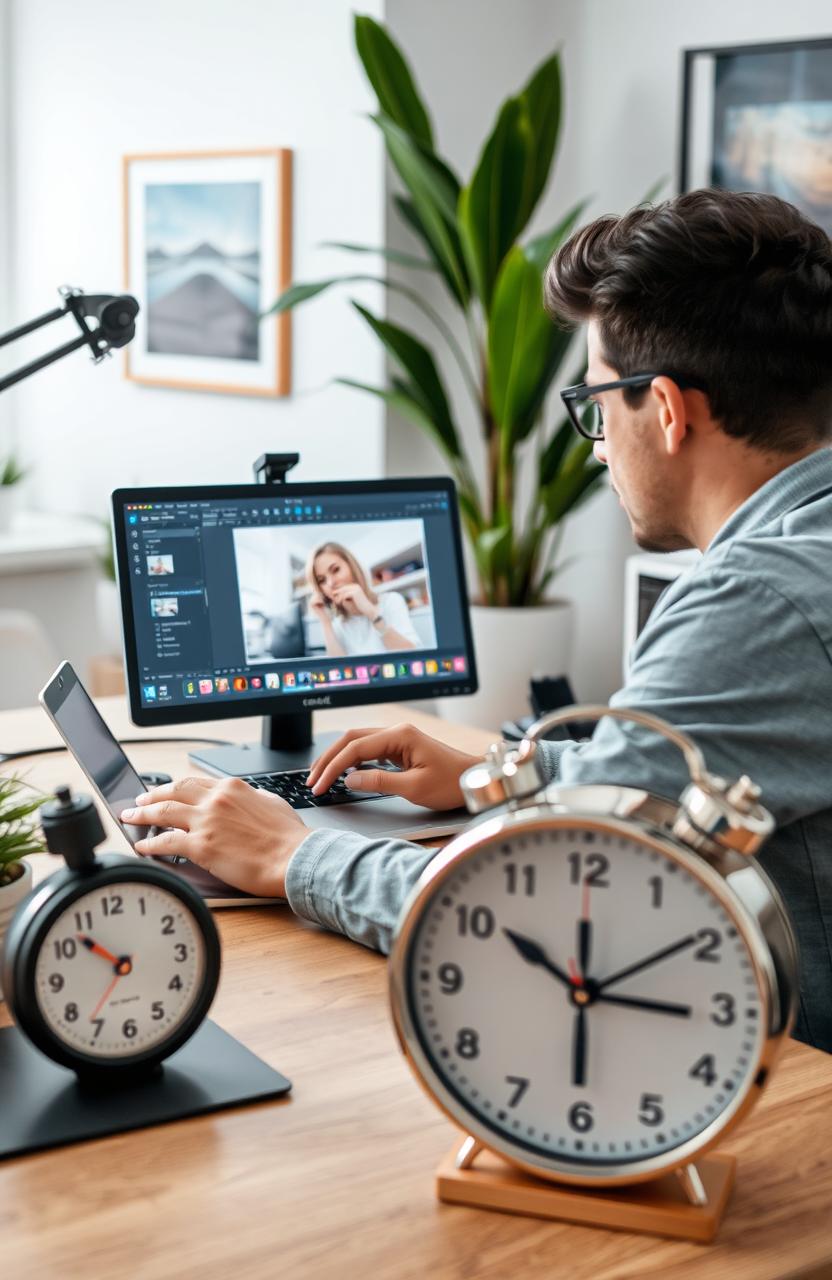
top-left (598, 992), bottom-right (692, 1017)
top-left (597, 933), bottom-right (698, 992)
top-left (503, 928), bottom-right (572, 989)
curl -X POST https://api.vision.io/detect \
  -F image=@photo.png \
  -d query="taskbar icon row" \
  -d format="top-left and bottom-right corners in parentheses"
top-left (142, 656), bottom-right (468, 703)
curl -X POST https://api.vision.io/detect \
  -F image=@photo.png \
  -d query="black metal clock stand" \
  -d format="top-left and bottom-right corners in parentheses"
top-left (0, 790), bottom-right (292, 1162)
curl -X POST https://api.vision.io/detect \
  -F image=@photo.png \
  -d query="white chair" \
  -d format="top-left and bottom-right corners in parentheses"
top-left (0, 610), bottom-right (58, 711)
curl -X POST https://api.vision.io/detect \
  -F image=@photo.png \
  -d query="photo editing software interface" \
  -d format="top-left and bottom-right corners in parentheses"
top-left (120, 486), bottom-right (473, 712)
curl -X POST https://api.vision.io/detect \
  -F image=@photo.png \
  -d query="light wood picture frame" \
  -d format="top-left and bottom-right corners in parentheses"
top-left (123, 148), bottom-right (292, 397)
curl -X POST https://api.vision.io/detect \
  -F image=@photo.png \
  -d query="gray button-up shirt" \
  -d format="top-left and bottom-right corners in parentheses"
top-left (285, 449), bottom-right (832, 1052)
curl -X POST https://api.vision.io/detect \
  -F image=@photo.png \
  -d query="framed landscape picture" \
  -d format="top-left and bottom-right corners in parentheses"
top-left (123, 148), bottom-right (292, 395)
top-left (680, 38), bottom-right (832, 235)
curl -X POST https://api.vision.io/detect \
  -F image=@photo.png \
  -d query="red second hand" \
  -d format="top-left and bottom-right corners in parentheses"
top-left (90, 972), bottom-right (121, 1021)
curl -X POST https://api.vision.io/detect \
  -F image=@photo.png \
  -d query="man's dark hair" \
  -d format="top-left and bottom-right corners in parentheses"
top-left (545, 189), bottom-right (832, 451)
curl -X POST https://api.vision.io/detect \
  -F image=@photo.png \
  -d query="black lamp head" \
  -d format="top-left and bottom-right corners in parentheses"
top-left (90, 294), bottom-right (140, 348)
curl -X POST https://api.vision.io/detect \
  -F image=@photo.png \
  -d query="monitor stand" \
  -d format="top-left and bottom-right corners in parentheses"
top-left (188, 711), bottom-right (341, 777)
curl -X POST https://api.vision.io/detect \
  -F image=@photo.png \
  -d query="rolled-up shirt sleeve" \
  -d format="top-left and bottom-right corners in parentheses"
top-left (284, 827), bottom-right (439, 954)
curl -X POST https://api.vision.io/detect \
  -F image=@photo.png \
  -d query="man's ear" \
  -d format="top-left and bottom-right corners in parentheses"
top-left (650, 376), bottom-right (693, 456)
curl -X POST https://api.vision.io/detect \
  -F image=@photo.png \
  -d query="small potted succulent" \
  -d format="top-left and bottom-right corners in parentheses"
top-left (0, 775), bottom-right (44, 999)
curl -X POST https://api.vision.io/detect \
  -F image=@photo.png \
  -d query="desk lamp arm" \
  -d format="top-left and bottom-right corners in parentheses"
top-left (0, 286), bottom-right (139, 394)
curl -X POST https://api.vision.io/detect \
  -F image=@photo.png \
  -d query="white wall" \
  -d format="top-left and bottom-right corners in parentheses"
top-left (6, 0), bottom-right (387, 524)
top-left (0, 0), bottom-right (13, 447)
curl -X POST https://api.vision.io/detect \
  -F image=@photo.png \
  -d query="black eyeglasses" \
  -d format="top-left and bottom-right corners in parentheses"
top-left (560, 373), bottom-right (707, 440)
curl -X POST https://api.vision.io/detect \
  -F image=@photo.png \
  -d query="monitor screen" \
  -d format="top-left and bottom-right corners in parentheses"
top-left (112, 478), bottom-right (477, 725)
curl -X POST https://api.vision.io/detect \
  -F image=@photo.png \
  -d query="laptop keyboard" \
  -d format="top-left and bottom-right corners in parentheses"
top-left (243, 770), bottom-right (385, 809)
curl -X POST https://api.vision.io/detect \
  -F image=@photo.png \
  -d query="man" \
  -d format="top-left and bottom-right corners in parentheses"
top-left (122, 189), bottom-right (832, 1051)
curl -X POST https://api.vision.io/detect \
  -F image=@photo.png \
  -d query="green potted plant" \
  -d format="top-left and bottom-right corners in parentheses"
top-left (266, 16), bottom-right (607, 726)
top-left (0, 776), bottom-right (44, 999)
top-left (0, 454), bottom-right (26, 534)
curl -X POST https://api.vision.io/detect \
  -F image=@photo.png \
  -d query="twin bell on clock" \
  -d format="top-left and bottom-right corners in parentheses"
top-left (388, 705), bottom-right (799, 1242)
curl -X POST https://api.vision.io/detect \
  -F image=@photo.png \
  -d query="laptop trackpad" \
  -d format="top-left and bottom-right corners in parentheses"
top-left (303, 795), bottom-right (468, 841)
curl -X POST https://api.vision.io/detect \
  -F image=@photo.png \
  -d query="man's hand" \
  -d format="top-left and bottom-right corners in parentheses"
top-left (307, 723), bottom-right (481, 811)
top-left (120, 776), bottom-right (308, 898)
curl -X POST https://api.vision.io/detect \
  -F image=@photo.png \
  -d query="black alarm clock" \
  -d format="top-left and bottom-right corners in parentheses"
top-left (1, 786), bottom-right (221, 1080)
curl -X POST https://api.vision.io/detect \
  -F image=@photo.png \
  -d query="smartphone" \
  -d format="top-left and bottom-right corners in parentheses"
top-left (38, 660), bottom-right (164, 849)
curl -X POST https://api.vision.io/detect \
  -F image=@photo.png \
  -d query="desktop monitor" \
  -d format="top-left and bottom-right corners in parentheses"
top-left (112, 477), bottom-right (478, 775)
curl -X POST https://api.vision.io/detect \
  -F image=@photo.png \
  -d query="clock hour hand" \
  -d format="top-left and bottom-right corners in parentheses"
top-left (77, 934), bottom-right (132, 976)
top-left (503, 928), bottom-right (571, 988)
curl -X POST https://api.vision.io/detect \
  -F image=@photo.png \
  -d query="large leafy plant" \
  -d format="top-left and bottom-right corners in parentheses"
top-left (267, 15), bottom-right (605, 607)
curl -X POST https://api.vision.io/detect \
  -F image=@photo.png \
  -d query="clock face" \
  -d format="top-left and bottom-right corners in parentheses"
top-left (402, 820), bottom-right (766, 1176)
top-left (33, 880), bottom-right (207, 1060)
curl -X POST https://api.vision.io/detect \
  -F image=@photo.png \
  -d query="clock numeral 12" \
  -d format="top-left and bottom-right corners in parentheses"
top-left (567, 853), bottom-right (609, 887)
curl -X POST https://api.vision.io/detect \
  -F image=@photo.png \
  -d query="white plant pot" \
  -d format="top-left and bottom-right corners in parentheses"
top-left (0, 860), bottom-right (33, 1000)
top-left (438, 600), bottom-right (575, 732)
top-left (0, 486), bottom-right (21, 533)
top-left (96, 578), bottom-right (124, 657)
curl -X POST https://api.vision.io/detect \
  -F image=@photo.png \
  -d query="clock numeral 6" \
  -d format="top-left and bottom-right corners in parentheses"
top-left (638, 1093), bottom-right (664, 1126)
top-left (568, 1101), bottom-right (594, 1132)
top-left (455, 1028), bottom-right (480, 1059)
top-left (455, 906), bottom-right (495, 939)
top-left (437, 963), bottom-right (463, 994)
top-left (122, 1019), bottom-right (138, 1039)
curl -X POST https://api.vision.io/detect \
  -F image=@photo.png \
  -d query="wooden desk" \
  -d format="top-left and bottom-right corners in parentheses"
top-left (1, 699), bottom-right (831, 1280)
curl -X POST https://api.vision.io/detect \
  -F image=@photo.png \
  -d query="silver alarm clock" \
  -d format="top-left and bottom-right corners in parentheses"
top-left (389, 706), bottom-right (798, 1192)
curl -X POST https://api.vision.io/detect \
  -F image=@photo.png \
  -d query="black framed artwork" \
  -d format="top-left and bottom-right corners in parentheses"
top-left (680, 37), bottom-right (832, 234)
